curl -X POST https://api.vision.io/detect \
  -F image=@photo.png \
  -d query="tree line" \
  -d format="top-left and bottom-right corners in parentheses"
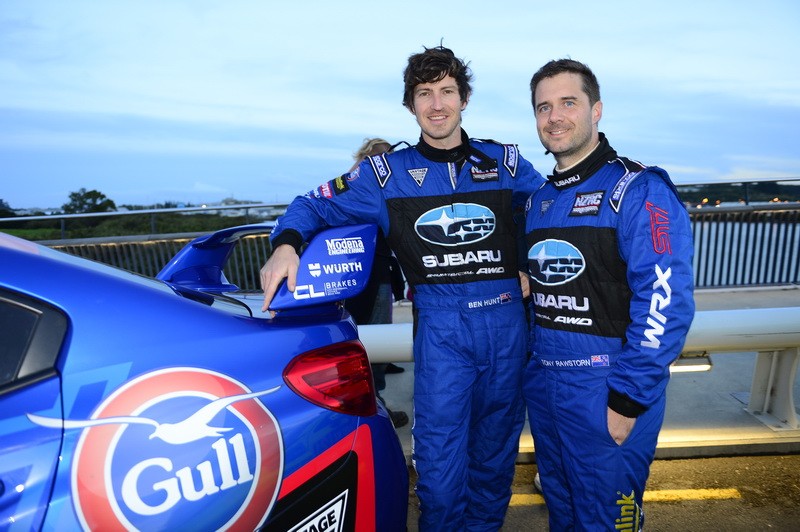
top-left (1, 188), bottom-right (253, 241)
top-left (2, 183), bottom-right (798, 241)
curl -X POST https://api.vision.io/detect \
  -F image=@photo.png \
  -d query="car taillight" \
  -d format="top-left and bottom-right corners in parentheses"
top-left (283, 340), bottom-right (377, 416)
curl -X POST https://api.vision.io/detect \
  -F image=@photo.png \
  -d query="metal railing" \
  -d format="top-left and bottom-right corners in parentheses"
top-left (690, 203), bottom-right (800, 287)
top-left (44, 234), bottom-right (203, 278)
top-left (0, 203), bottom-right (288, 239)
top-left (5, 202), bottom-right (800, 289)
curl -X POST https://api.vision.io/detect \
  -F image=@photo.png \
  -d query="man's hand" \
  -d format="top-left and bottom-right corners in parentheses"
top-left (260, 244), bottom-right (300, 313)
top-left (607, 407), bottom-right (636, 445)
top-left (518, 270), bottom-right (531, 299)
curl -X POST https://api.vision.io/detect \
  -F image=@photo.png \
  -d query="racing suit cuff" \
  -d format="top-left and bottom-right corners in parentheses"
top-left (607, 389), bottom-right (647, 418)
top-left (271, 229), bottom-right (304, 254)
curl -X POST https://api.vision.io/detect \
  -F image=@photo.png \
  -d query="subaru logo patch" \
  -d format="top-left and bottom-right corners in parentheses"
top-left (414, 203), bottom-right (496, 247)
top-left (528, 239), bottom-right (586, 285)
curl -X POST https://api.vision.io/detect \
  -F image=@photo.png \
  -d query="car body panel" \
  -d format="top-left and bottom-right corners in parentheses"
top-left (1, 377), bottom-right (62, 531)
top-left (0, 225), bottom-right (407, 530)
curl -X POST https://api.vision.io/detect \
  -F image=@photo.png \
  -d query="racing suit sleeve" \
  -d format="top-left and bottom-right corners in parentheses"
top-left (513, 154), bottom-right (546, 272)
top-left (270, 160), bottom-right (390, 250)
top-left (606, 170), bottom-right (695, 416)
top-left (512, 153), bottom-right (547, 210)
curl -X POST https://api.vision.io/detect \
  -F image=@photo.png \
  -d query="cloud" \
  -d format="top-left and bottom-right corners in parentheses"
top-left (2, 0), bottom-right (800, 209)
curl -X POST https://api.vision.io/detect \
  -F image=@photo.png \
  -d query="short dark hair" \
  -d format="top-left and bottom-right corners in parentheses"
top-left (530, 59), bottom-right (600, 108)
top-left (403, 46), bottom-right (472, 110)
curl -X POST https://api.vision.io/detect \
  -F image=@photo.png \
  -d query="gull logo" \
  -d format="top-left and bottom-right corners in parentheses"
top-left (28, 368), bottom-right (283, 531)
top-left (28, 388), bottom-right (279, 444)
top-left (414, 203), bottom-right (495, 246)
top-left (308, 263), bottom-right (322, 277)
top-left (528, 239), bottom-right (586, 285)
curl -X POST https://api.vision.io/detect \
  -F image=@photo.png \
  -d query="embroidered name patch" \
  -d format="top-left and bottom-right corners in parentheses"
top-left (470, 166), bottom-right (499, 181)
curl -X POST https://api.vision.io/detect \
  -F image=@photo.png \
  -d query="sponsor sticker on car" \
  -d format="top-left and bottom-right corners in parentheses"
top-left (29, 368), bottom-right (283, 531)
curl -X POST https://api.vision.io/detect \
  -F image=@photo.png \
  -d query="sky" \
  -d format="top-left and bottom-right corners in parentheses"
top-left (2, 0), bottom-right (800, 210)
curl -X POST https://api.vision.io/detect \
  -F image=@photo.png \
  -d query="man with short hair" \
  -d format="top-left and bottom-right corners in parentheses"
top-left (260, 46), bottom-right (544, 530)
top-left (523, 58), bottom-right (695, 530)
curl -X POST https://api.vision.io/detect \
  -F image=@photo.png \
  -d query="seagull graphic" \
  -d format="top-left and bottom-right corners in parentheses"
top-left (27, 386), bottom-right (280, 445)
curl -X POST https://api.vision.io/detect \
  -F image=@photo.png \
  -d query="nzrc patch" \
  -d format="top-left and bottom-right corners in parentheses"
top-left (570, 191), bottom-right (604, 216)
top-left (470, 166), bottom-right (499, 182)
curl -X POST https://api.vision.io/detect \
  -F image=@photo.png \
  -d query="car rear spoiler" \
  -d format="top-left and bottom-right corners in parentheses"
top-left (157, 223), bottom-right (377, 311)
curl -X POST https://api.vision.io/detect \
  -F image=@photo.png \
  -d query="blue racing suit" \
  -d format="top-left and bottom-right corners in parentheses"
top-left (271, 130), bottom-right (544, 530)
top-left (523, 134), bottom-right (694, 531)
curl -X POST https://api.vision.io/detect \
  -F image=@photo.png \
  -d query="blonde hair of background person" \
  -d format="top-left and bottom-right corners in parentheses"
top-left (350, 138), bottom-right (392, 172)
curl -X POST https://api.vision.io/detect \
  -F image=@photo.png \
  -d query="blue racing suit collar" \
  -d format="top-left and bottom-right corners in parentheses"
top-left (415, 129), bottom-right (497, 171)
top-left (547, 132), bottom-right (617, 190)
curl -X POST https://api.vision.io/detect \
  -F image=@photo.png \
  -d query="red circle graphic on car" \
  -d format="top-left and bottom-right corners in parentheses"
top-left (71, 368), bottom-right (283, 530)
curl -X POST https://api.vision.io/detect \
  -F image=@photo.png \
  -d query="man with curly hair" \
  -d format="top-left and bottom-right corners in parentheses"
top-left (261, 46), bottom-right (544, 529)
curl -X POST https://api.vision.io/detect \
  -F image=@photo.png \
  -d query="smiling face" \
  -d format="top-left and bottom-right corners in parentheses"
top-left (409, 75), bottom-right (467, 150)
top-left (534, 72), bottom-right (602, 169)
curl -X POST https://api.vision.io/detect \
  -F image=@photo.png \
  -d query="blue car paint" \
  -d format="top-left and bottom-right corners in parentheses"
top-left (0, 225), bottom-right (407, 530)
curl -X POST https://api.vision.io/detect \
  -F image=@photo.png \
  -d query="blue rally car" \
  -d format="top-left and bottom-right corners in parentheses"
top-left (0, 223), bottom-right (408, 530)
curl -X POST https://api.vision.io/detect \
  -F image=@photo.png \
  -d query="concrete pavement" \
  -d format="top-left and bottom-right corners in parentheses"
top-left (377, 284), bottom-right (800, 461)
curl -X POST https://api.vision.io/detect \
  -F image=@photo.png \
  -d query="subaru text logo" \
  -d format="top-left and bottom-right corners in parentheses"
top-left (528, 239), bottom-right (586, 285)
top-left (414, 203), bottom-right (495, 247)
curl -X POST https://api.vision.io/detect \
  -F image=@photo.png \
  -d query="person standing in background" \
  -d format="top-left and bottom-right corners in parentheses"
top-left (523, 58), bottom-right (695, 530)
top-left (343, 138), bottom-right (409, 429)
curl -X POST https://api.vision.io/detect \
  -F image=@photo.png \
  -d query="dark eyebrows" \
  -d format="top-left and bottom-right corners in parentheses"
top-left (538, 95), bottom-right (579, 107)
top-left (414, 81), bottom-right (458, 95)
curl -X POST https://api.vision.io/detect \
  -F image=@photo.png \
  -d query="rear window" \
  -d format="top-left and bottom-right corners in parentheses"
top-left (0, 299), bottom-right (38, 386)
top-left (0, 290), bottom-right (67, 392)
